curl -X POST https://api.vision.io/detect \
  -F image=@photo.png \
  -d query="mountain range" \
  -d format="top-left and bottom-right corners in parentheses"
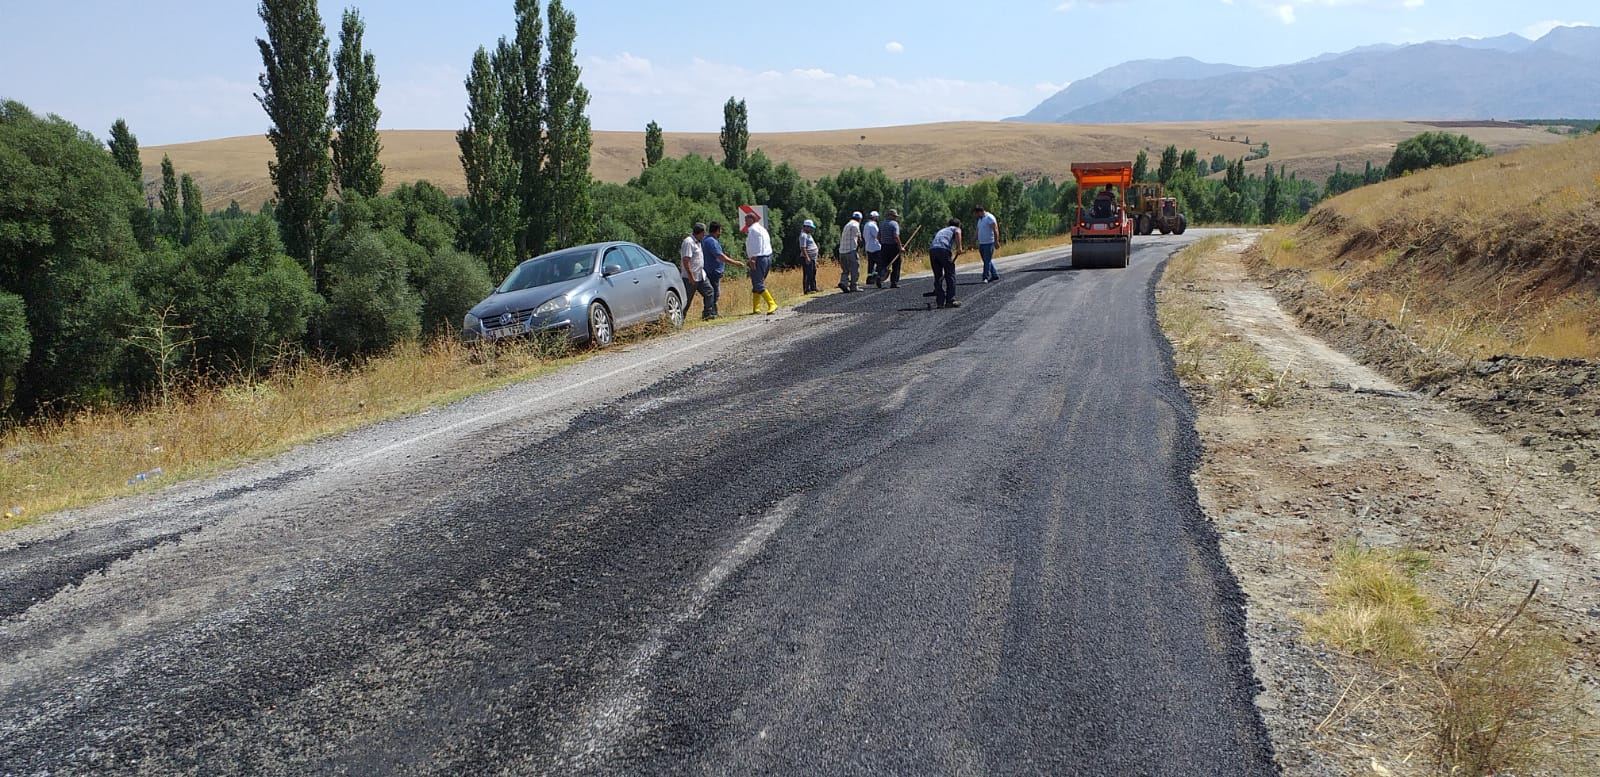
top-left (1010, 26), bottom-right (1600, 123)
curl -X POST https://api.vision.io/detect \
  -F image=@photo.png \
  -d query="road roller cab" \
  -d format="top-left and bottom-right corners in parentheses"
top-left (1071, 161), bottom-right (1134, 269)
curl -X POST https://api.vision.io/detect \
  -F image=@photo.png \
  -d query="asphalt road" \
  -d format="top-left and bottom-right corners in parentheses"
top-left (0, 231), bottom-right (1276, 776)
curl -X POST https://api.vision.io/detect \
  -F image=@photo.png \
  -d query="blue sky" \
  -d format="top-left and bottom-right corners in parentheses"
top-left (0, 0), bottom-right (1592, 146)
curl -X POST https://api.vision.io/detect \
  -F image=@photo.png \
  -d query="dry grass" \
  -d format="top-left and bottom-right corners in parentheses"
top-left (1157, 236), bottom-right (1297, 410)
top-left (1304, 541), bottom-right (1434, 660)
top-left (1436, 624), bottom-right (1582, 775)
top-left (1297, 541), bottom-right (1600, 775)
top-left (0, 335), bottom-right (574, 528)
top-left (144, 120), bottom-right (1566, 212)
top-left (1261, 132), bottom-right (1600, 361)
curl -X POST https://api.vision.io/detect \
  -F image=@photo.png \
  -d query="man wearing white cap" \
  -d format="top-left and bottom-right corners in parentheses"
top-left (837, 211), bottom-right (863, 292)
top-left (798, 219), bottom-right (821, 293)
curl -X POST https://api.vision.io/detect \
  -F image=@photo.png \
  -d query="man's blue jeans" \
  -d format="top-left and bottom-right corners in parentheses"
top-left (979, 242), bottom-right (998, 280)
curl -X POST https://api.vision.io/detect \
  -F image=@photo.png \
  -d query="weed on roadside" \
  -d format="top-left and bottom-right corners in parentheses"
top-left (1304, 546), bottom-right (1600, 774)
top-left (1305, 540), bottom-right (1433, 661)
top-left (1436, 622), bottom-right (1577, 775)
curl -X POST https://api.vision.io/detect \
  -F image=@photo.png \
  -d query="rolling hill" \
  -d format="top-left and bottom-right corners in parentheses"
top-left (142, 120), bottom-right (1566, 213)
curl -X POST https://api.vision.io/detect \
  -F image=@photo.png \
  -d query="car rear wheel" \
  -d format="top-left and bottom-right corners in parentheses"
top-left (588, 301), bottom-right (614, 348)
top-left (664, 289), bottom-right (684, 329)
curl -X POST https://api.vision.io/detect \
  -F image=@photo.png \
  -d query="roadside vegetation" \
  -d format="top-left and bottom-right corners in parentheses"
top-left (1301, 539), bottom-right (1593, 775)
top-left (1159, 236), bottom-right (1294, 411)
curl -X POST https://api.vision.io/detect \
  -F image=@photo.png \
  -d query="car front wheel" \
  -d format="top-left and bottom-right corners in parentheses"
top-left (588, 301), bottom-right (614, 348)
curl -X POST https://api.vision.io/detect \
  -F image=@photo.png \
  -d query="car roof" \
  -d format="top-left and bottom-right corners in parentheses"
top-left (522, 241), bottom-right (634, 263)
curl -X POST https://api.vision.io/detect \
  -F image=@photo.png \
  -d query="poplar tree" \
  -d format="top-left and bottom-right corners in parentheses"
top-left (489, 1), bottom-right (543, 258)
top-left (542, 0), bottom-right (592, 247)
top-left (1132, 149), bottom-right (1150, 183)
top-left (256, 0), bottom-right (333, 292)
top-left (1157, 144), bottom-right (1179, 184)
top-left (1262, 164), bottom-right (1282, 224)
top-left (107, 119), bottom-right (143, 189)
top-left (159, 155), bottom-right (181, 242)
top-left (458, 46), bottom-right (517, 274)
top-left (332, 7), bottom-right (383, 198)
top-left (720, 97), bottom-right (748, 170)
top-left (180, 174), bottom-right (205, 245)
top-left (644, 120), bottom-right (663, 167)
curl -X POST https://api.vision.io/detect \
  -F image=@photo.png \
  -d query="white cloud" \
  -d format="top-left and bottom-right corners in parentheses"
top-left (884, 41), bottom-right (904, 54)
top-left (1520, 19), bottom-right (1593, 39)
top-left (1275, 4), bottom-right (1296, 23)
top-left (582, 54), bottom-right (1041, 133)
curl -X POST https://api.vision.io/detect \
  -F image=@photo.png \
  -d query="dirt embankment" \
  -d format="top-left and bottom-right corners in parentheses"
top-left (1254, 261), bottom-right (1600, 497)
top-left (1249, 131), bottom-right (1600, 495)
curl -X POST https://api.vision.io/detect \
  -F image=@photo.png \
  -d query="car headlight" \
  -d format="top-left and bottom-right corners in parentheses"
top-left (463, 312), bottom-right (481, 331)
top-left (535, 297), bottom-right (570, 316)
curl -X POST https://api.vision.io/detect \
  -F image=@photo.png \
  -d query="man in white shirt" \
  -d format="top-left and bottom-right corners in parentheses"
top-left (798, 219), bottom-right (821, 293)
top-left (837, 211), bottom-right (863, 293)
top-left (744, 211), bottom-right (777, 315)
top-left (863, 211), bottom-right (882, 289)
top-left (679, 222), bottom-right (716, 319)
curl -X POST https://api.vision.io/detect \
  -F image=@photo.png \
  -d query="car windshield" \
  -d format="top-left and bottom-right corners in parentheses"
top-left (497, 248), bottom-right (596, 293)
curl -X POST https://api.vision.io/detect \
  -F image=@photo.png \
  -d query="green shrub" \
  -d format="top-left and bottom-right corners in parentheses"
top-left (420, 248), bottom-right (493, 337)
top-left (323, 230), bottom-right (421, 357)
top-left (0, 291), bottom-right (30, 410)
top-left (1388, 132), bottom-right (1490, 178)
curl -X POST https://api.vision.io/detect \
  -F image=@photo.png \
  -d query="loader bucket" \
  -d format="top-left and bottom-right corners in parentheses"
top-left (1072, 236), bottom-right (1130, 269)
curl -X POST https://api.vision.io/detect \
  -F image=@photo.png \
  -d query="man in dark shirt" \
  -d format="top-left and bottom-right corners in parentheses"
top-left (875, 209), bottom-right (904, 289)
top-left (700, 221), bottom-right (743, 320)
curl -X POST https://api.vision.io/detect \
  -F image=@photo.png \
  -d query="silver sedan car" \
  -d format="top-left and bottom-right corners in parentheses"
top-left (463, 241), bottom-right (687, 347)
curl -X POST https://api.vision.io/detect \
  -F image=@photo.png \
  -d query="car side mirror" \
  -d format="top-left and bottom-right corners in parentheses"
top-left (602, 263), bottom-right (624, 277)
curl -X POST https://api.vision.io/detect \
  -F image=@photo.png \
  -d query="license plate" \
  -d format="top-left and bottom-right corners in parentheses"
top-left (488, 323), bottom-right (527, 339)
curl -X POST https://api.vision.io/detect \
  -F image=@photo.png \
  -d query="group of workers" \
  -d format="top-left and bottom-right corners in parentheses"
top-left (677, 206), bottom-right (1001, 319)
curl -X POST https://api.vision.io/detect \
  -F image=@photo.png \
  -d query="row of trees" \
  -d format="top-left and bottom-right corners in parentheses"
top-left (1107, 130), bottom-right (1491, 227)
top-left (457, 0), bottom-right (592, 279)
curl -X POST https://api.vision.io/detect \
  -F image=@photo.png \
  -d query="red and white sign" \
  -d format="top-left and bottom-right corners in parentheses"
top-left (737, 204), bottom-right (768, 232)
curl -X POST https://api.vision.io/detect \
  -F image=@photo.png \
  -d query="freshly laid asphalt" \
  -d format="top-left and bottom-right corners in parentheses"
top-left (0, 231), bottom-right (1276, 776)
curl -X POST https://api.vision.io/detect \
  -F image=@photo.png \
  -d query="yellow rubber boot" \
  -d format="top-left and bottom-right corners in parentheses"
top-left (752, 296), bottom-right (761, 315)
top-left (761, 290), bottom-right (777, 313)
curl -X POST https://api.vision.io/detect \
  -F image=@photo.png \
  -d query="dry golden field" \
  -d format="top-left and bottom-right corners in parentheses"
top-left (1260, 131), bottom-right (1600, 360)
top-left (141, 120), bottom-right (1565, 212)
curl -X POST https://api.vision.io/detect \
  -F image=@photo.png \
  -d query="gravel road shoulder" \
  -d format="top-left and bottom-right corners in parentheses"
top-left (1159, 234), bottom-right (1600, 775)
